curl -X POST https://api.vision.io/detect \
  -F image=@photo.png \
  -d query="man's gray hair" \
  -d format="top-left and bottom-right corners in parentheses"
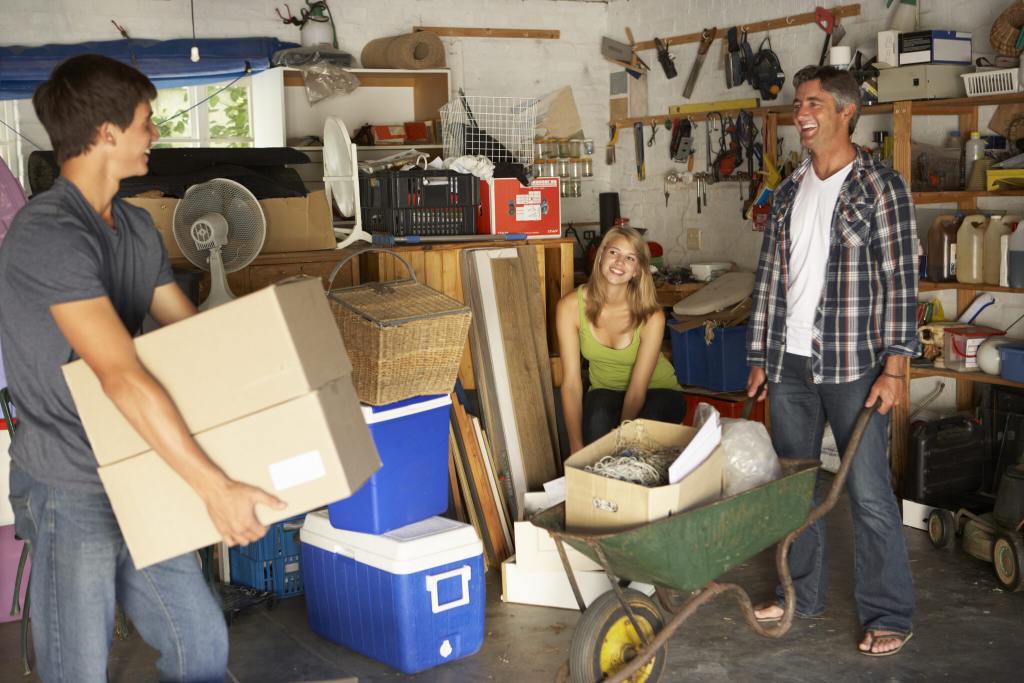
top-left (793, 65), bottom-right (862, 135)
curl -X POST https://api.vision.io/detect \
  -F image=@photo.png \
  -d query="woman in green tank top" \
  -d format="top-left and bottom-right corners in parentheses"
top-left (556, 226), bottom-right (684, 454)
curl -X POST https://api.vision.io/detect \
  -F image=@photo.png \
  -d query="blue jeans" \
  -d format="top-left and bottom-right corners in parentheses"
top-left (768, 353), bottom-right (914, 634)
top-left (583, 388), bottom-right (687, 445)
top-left (9, 465), bottom-right (228, 682)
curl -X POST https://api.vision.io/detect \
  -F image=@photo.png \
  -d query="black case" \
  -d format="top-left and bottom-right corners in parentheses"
top-left (906, 416), bottom-right (989, 505)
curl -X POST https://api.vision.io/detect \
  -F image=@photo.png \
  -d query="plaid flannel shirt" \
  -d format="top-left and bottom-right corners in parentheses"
top-left (746, 146), bottom-right (920, 384)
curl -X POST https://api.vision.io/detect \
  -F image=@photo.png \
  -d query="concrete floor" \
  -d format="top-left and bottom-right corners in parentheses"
top-left (2, 489), bottom-right (1023, 682)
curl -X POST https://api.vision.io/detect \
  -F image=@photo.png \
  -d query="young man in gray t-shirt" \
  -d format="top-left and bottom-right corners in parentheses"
top-left (0, 54), bottom-right (285, 681)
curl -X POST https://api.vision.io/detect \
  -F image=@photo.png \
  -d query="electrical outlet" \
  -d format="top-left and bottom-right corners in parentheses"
top-left (686, 228), bottom-right (702, 250)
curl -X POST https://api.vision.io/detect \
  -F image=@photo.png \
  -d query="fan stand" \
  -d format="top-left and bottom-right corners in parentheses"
top-left (324, 136), bottom-right (371, 251)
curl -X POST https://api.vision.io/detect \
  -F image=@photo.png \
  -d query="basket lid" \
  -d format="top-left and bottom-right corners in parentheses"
top-left (329, 279), bottom-right (471, 326)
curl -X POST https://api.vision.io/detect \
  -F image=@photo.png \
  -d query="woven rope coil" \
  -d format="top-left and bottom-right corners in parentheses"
top-left (991, 0), bottom-right (1024, 57)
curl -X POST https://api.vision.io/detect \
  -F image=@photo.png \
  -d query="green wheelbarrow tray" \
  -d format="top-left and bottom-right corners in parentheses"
top-left (530, 458), bottom-right (819, 593)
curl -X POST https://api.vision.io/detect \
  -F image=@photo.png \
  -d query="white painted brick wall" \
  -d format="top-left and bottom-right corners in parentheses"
top-left (1, 0), bottom-right (1021, 252)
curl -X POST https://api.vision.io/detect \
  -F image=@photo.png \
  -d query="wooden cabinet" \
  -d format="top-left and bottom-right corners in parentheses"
top-left (172, 237), bottom-right (575, 391)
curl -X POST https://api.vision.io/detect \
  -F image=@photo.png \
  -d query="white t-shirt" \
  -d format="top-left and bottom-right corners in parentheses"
top-left (785, 161), bottom-right (854, 357)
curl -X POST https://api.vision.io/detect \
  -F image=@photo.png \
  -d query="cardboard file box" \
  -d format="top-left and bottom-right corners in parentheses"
top-left (301, 512), bottom-right (485, 674)
top-left (564, 420), bottom-right (724, 533)
top-left (477, 177), bottom-right (561, 238)
top-left (898, 30), bottom-right (972, 66)
top-left (328, 394), bottom-right (452, 534)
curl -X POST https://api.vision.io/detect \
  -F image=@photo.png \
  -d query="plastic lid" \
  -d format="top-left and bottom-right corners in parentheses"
top-left (970, 131), bottom-right (981, 138)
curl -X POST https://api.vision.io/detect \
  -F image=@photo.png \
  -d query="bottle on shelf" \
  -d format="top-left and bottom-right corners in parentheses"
top-left (956, 214), bottom-right (988, 284)
top-left (964, 131), bottom-right (987, 191)
top-left (1009, 220), bottom-right (1024, 288)
top-left (926, 214), bottom-right (960, 282)
top-left (984, 214), bottom-right (1019, 285)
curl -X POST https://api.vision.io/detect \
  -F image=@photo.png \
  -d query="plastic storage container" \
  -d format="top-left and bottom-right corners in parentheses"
top-left (669, 324), bottom-right (748, 392)
top-left (943, 326), bottom-right (1005, 372)
top-left (229, 514), bottom-right (306, 598)
top-left (359, 170), bottom-right (480, 237)
top-left (327, 394), bottom-right (451, 534)
top-left (926, 214), bottom-right (960, 282)
top-left (983, 214), bottom-right (1018, 285)
top-left (998, 344), bottom-right (1024, 383)
top-left (906, 416), bottom-right (989, 505)
top-left (955, 214), bottom-right (988, 284)
top-left (301, 511), bottom-right (485, 674)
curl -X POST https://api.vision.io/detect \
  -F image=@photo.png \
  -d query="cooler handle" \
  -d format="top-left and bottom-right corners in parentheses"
top-left (425, 565), bottom-right (472, 614)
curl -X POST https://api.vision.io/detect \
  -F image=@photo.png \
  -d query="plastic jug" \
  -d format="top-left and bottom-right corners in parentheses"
top-left (1009, 222), bottom-right (1024, 288)
top-left (984, 214), bottom-right (1019, 285)
top-left (926, 214), bottom-right (960, 282)
top-left (956, 214), bottom-right (987, 284)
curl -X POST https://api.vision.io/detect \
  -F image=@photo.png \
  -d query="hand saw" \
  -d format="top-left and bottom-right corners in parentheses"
top-left (683, 27), bottom-right (718, 99)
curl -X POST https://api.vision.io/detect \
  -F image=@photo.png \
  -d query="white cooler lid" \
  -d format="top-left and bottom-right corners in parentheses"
top-left (360, 394), bottom-right (451, 425)
top-left (301, 509), bottom-right (482, 575)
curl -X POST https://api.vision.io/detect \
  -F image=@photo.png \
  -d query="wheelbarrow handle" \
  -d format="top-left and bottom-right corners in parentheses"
top-left (741, 381), bottom-right (767, 420)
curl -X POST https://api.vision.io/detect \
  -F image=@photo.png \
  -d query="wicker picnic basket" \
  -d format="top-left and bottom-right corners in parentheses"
top-left (327, 249), bottom-right (471, 405)
top-left (991, 0), bottom-right (1024, 57)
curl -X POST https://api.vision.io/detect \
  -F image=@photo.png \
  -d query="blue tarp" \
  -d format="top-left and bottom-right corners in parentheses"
top-left (0, 37), bottom-right (299, 100)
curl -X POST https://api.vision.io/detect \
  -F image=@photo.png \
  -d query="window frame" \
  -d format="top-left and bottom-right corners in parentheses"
top-left (153, 78), bottom-right (254, 149)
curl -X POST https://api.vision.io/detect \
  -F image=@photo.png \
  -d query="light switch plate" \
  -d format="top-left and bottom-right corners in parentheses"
top-left (686, 228), bottom-right (702, 250)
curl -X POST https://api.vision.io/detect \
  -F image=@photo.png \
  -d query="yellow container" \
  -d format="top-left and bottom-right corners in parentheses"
top-left (986, 168), bottom-right (1024, 191)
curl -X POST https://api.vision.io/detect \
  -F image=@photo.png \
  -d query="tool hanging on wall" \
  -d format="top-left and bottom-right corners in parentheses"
top-left (815, 6), bottom-right (836, 66)
top-left (683, 28), bottom-right (718, 99)
top-left (669, 119), bottom-right (694, 163)
top-left (655, 37), bottom-right (678, 79)
top-left (750, 37), bottom-right (786, 100)
top-left (725, 28), bottom-right (744, 88)
top-left (633, 121), bottom-right (646, 181)
top-left (607, 123), bottom-right (620, 165)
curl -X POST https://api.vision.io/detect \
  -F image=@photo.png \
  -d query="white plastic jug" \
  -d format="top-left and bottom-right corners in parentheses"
top-left (984, 214), bottom-right (1019, 285)
top-left (1009, 221), bottom-right (1024, 288)
top-left (955, 214), bottom-right (987, 284)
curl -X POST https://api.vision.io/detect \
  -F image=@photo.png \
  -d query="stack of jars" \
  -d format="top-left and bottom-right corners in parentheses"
top-left (532, 137), bottom-right (593, 198)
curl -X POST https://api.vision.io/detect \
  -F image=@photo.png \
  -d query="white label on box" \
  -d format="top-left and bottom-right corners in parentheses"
top-left (268, 450), bottom-right (325, 491)
top-left (964, 338), bottom-right (985, 369)
top-left (515, 204), bottom-right (542, 221)
top-left (515, 190), bottom-right (542, 205)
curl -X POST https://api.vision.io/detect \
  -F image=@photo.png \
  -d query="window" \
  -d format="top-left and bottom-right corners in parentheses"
top-left (153, 79), bottom-right (253, 148)
top-left (0, 100), bottom-right (24, 187)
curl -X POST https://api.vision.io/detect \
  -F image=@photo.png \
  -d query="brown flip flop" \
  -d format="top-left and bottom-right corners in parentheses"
top-left (859, 630), bottom-right (914, 657)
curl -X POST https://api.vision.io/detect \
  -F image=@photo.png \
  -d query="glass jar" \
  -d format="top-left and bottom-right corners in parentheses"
top-left (581, 156), bottom-right (593, 177)
top-left (556, 138), bottom-right (572, 157)
top-left (540, 159), bottom-right (557, 177)
top-left (533, 139), bottom-right (546, 160)
top-left (568, 138), bottom-right (585, 157)
top-left (582, 138), bottom-right (595, 155)
top-left (569, 158), bottom-right (582, 179)
top-left (569, 179), bottom-right (582, 197)
top-left (560, 179), bottom-right (571, 197)
top-left (557, 157), bottom-right (571, 178)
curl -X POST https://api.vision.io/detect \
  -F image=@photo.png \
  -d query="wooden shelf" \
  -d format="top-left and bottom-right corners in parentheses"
top-left (913, 190), bottom-right (1024, 204)
top-left (919, 280), bottom-right (1024, 294)
top-left (910, 366), bottom-right (1024, 388)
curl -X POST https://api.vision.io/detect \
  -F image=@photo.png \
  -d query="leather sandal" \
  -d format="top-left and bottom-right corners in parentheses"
top-left (859, 630), bottom-right (913, 657)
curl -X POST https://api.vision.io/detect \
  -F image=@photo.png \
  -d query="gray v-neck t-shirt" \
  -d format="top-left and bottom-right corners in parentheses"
top-left (0, 177), bottom-right (173, 491)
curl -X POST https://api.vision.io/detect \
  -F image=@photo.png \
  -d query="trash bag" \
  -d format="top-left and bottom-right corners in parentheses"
top-left (720, 418), bottom-right (781, 496)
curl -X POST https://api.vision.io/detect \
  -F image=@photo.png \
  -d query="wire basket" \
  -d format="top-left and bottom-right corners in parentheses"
top-left (440, 94), bottom-right (538, 164)
top-left (962, 69), bottom-right (1021, 97)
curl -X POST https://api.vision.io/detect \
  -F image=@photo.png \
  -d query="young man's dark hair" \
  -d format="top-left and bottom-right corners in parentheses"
top-left (32, 54), bottom-right (157, 164)
top-left (792, 64), bottom-right (862, 134)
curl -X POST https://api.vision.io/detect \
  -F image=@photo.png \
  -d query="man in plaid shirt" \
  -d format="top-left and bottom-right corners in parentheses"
top-left (745, 65), bottom-right (918, 657)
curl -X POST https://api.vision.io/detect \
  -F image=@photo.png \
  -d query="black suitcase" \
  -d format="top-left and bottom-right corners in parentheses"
top-left (906, 416), bottom-right (990, 505)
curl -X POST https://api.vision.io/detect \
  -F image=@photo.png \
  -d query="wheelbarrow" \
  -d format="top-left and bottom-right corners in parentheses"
top-left (531, 399), bottom-right (878, 682)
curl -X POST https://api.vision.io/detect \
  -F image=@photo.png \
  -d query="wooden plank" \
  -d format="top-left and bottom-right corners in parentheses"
top-left (449, 426), bottom-right (491, 569)
top-left (492, 257), bottom-right (559, 489)
top-left (633, 4), bottom-right (861, 51)
top-left (892, 100), bottom-right (913, 182)
top-left (448, 448), bottom-right (467, 523)
top-left (414, 26), bottom-right (560, 39)
top-left (910, 366), bottom-right (1024, 388)
top-left (517, 246), bottom-right (561, 470)
top-left (473, 416), bottom-right (513, 552)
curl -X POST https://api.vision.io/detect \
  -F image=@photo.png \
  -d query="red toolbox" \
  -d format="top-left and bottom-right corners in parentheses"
top-left (681, 391), bottom-right (766, 426)
top-left (477, 177), bottom-right (561, 238)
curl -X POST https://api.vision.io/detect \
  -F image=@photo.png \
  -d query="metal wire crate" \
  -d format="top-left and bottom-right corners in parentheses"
top-left (440, 94), bottom-right (538, 164)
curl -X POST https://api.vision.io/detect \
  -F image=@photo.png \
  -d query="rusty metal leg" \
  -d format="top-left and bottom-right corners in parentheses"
top-left (552, 536), bottom-right (587, 613)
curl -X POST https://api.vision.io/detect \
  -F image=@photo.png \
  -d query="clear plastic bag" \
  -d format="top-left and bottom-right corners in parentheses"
top-left (271, 47), bottom-right (360, 104)
top-left (720, 418), bottom-right (781, 496)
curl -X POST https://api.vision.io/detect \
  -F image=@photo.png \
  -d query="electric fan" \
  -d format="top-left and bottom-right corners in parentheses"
top-left (172, 178), bottom-right (266, 310)
top-left (322, 116), bottom-right (371, 249)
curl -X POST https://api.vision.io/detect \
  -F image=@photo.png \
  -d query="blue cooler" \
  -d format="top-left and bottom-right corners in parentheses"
top-left (328, 394), bottom-right (451, 534)
top-left (300, 510), bottom-right (485, 674)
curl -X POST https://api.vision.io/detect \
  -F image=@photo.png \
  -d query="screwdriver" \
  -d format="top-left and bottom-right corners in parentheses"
top-left (633, 121), bottom-right (646, 181)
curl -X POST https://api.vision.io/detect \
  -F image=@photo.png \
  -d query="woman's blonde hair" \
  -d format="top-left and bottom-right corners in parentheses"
top-left (584, 226), bottom-right (659, 328)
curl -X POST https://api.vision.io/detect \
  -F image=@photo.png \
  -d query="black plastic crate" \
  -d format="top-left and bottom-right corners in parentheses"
top-left (359, 169), bottom-right (479, 237)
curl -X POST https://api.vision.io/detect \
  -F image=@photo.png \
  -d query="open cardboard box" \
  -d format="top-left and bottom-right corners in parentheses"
top-left (125, 190), bottom-right (336, 259)
top-left (564, 419), bottom-right (724, 534)
top-left (63, 276), bottom-right (380, 568)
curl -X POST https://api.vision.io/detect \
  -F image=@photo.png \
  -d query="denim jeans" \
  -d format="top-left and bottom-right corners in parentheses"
top-left (9, 465), bottom-right (228, 682)
top-left (768, 353), bottom-right (914, 634)
top-left (582, 388), bottom-right (687, 445)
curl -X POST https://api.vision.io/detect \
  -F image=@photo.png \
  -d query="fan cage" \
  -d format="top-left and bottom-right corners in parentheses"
top-left (172, 179), bottom-right (266, 273)
top-left (440, 95), bottom-right (538, 164)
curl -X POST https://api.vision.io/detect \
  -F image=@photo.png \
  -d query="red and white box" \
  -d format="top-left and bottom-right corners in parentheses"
top-left (478, 177), bottom-right (561, 238)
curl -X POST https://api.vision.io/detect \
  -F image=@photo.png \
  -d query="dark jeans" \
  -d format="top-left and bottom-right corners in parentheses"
top-left (768, 353), bottom-right (914, 634)
top-left (582, 388), bottom-right (687, 445)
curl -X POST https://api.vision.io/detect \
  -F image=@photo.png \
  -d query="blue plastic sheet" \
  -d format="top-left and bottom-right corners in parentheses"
top-left (0, 37), bottom-right (299, 100)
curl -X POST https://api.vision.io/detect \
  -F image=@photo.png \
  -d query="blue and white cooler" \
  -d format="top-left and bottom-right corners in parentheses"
top-left (327, 394), bottom-right (451, 534)
top-left (301, 510), bottom-right (485, 674)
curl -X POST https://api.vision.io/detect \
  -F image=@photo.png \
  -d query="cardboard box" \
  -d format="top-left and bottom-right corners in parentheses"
top-left (513, 521), bottom-right (601, 573)
top-left (898, 30), bottom-right (972, 65)
top-left (501, 555), bottom-right (654, 610)
top-left (477, 177), bottom-right (561, 238)
top-left (564, 420), bottom-right (724, 533)
top-left (101, 377), bottom-right (380, 568)
top-left (370, 125), bottom-right (406, 145)
top-left (124, 190), bottom-right (335, 258)
top-left (877, 30), bottom-right (901, 69)
top-left (63, 277), bottom-right (348, 466)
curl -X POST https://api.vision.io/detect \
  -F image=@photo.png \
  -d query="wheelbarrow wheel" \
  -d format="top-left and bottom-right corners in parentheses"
top-left (993, 531), bottom-right (1024, 592)
top-left (927, 509), bottom-right (955, 549)
top-left (569, 589), bottom-right (666, 683)
top-left (654, 586), bottom-right (688, 616)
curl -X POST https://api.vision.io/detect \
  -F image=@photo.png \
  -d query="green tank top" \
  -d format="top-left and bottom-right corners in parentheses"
top-left (577, 288), bottom-right (682, 392)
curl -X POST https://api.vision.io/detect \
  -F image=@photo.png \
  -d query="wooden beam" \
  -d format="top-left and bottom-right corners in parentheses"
top-left (633, 4), bottom-right (861, 51)
top-left (413, 26), bottom-right (559, 39)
